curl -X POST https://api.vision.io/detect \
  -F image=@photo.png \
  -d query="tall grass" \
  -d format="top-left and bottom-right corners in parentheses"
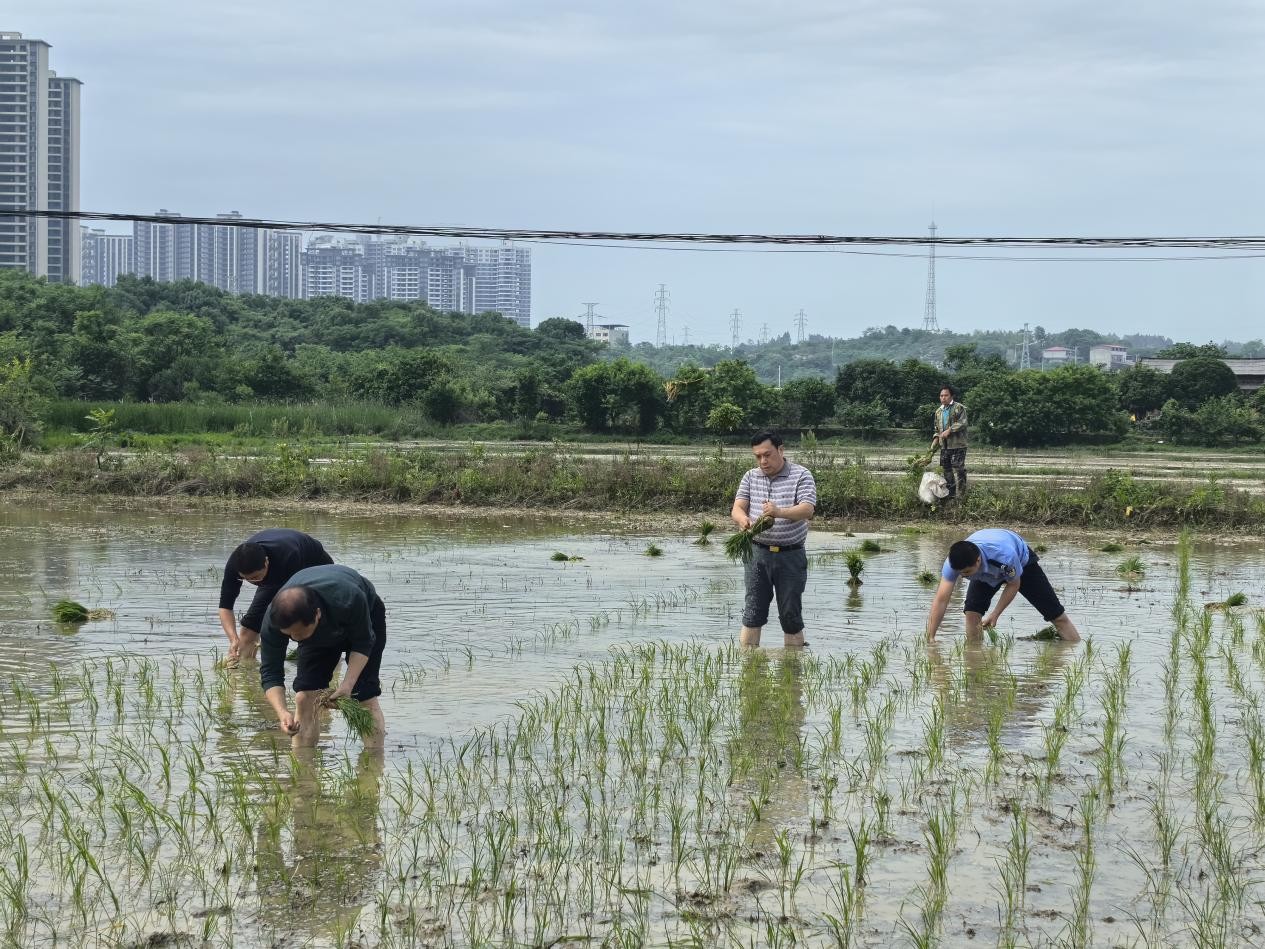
top-left (45, 399), bottom-right (435, 439)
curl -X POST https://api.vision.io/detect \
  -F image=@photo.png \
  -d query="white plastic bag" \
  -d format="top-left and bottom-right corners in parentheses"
top-left (918, 471), bottom-right (950, 504)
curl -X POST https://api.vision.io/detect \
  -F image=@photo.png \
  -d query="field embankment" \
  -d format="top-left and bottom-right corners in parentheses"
top-left (3, 445), bottom-right (1264, 529)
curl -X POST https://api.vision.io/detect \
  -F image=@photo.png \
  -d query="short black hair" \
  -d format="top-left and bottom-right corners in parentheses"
top-left (948, 540), bottom-right (981, 570)
top-left (940, 385), bottom-right (955, 397)
top-left (750, 430), bottom-right (783, 448)
top-left (232, 542), bottom-right (267, 575)
top-left (271, 586), bottom-right (320, 628)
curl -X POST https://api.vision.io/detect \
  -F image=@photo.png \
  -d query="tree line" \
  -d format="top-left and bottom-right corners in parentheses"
top-left (0, 271), bottom-right (1262, 448)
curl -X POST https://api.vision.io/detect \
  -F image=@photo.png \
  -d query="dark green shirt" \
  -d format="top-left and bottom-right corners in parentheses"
top-left (259, 564), bottom-right (378, 692)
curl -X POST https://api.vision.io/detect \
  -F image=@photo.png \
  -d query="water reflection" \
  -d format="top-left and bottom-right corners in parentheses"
top-left (733, 650), bottom-right (808, 852)
top-left (924, 639), bottom-right (1075, 743)
top-left (254, 748), bottom-right (383, 940)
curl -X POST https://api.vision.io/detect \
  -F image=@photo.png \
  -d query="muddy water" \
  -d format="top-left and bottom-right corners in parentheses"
top-left (2, 497), bottom-right (1264, 946)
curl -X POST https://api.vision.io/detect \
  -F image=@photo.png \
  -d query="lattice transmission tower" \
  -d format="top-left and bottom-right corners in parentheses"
top-left (1019, 322), bottom-right (1033, 370)
top-left (581, 302), bottom-right (600, 335)
top-left (794, 309), bottom-right (807, 342)
top-left (730, 309), bottom-right (741, 349)
top-left (653, 284), bottom-right (669, 348)
top-left (921, 222), bottom-right (939, 332)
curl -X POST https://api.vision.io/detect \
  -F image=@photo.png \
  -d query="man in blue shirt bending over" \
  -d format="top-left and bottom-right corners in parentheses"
top-left (925, 529), bottom-right (1080, 643)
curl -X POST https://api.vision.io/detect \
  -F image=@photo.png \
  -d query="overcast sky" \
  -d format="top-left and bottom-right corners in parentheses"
top-left (16, 1), bottom-right (1265, 344)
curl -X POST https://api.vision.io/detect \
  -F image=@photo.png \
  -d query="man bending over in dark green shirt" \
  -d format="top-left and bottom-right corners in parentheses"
top-left (259, 564), bottom-right (387, 748)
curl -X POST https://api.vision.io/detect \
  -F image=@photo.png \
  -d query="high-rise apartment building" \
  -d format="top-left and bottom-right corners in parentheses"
top-left (303, 236), bottom-right (369, 302)
top-left (80, 226), bottom-right (133, 287)
top-left (263, 230), bottom-right (303, 299)
top-left (300, 236), bottom-right (530, 324)
top-left (46, 72), bottom-right (82, 284)
top-left (0, 31), bottom-right (82, 282)
top-left (133, 211), bottom-right (176, 283)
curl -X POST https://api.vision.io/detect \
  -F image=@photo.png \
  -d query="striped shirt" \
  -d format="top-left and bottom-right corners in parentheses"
top-left (736, 460), bottom-right (817, 546)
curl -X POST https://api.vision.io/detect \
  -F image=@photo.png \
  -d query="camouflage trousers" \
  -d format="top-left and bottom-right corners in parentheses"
top-left (939, 447), bottom-right (967, 498)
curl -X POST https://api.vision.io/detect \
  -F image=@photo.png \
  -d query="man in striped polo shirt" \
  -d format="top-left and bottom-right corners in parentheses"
top-left (731, 431), bottom-right (818, 649)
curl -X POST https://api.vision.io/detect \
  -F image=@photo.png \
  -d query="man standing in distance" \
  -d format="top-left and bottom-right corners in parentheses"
top-left (259, 563), bottom-right (387, 748)
top-left (925, 528), bottom-right (1080, 643)
top-left (731, 431), bottom-right (818, 649)
top-left (933, 385), bottom-right (968, 500)
top-left (219, 528), bottom-right (333, 664)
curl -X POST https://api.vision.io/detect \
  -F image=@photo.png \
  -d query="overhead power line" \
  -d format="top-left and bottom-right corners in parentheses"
top-left (16, 208), bottom-right (1265, 252)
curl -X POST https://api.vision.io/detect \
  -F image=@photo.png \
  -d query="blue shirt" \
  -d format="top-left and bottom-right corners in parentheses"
top-left (941, 529), bottom-right (1030, 586)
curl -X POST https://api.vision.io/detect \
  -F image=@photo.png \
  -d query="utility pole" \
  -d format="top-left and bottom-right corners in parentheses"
top-left (582, 302), bottom-right (599, 335)
top-left (794, 308), bottom-right (807, 342)
top-left (759, 322), bottom-right (769, 345)
top-left (1019, 322), bottom-right (1033, 370)
top-left (653, 284), bottom-right (669, 348)
top-left (921, 222), bottom-right (939, 332)
top-left (777, 365), bottom-right (782, 388)
top-left (682, 324), bottom-right (691, 345)
top-left (730, 309), bottom-right (741, 349)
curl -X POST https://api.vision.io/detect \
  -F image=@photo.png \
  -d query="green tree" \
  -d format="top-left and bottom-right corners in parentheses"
top-left (0, 356), bottom-right (49, 446)
top-left (969, 366), bottom-right (1126, 447)
top-left (1116, 363), bottom-right (1169, 417)
top-left (706, 401), bottom-right (745, 434)
top-left (838, 399), bottom-right (890, 440)
top-left (706, 360), bottom-right (776, 425)
top-left (779, 377), bottom-right (836, 428)
top-left (566, 358), bottom-right (666, 434)
top-left (1154, 342), bottom-right (1228, 359)
top-left (1168, 356), bottom-right (1239, 409)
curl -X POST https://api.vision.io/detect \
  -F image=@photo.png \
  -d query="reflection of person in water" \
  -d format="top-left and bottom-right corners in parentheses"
top-left (731, 649), bottom-right (808, 851)
top-left (254, 749), bottom-right (384, 940)
top-left (924, 639), bottom-right (1076, 743)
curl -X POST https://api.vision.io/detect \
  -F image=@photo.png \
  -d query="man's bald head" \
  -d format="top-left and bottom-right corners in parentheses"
top-left (272, 586), bottom-right (321, 640)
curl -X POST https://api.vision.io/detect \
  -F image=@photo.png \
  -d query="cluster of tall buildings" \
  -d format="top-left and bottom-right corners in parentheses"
top-left (80, 222), bottom-right (533, 327)
top-left (0, 32), bottom-right (81, 283)
top-left (2, 31), bottom-right (533, 327)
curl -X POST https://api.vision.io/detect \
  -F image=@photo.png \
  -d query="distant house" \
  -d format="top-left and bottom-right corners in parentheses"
top-left (1089, 344), bottom-right (1132, 370)
top-left (1041, 346), bottom-right (1073, 368)
top-left (1139, 357), bottom-right (1265, 393)
top-left (587, 323), bottom-right (630, 346)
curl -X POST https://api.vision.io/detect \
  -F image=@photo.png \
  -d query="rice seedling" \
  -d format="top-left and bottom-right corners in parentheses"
top-left (916, 569), bottom-right (937, 585)
top-left (321, 693), bottom-right (377, 740)
top-left (723, 515), bottom-right (773, 563)
top-left (693, 521), bottom-right (717, 546)
top-left (643, 543), bottom-right (663, 557)
top-left (844, 551), bottom-right (864, 587)
top-left (50, 599), bottom-right (114, 623)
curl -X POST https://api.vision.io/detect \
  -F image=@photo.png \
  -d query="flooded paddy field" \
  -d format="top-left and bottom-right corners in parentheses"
top-left (1, 499), bottom-right (1264, 947)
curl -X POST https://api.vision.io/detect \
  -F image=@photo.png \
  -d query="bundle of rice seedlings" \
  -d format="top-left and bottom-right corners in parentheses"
top-left (645, 543), bottom-right (664, 557)
top-left (845, 551), bottom-right (864, 586)
top-left (1100, 542), bottom-right (1124, 553)
top-left (1206, 592), bottom-right (1248, 611)
top-left (51, 599), bottom-right (114, 624)
top-left (905, 448), bottom-right (936, 476)
top-left (859, 539), bottom-right (882, 554)
top-left (321, 692), bottom-right (377, 740)
top-left (694, 521), bottom-right (717, 546)
top-left (285, 648), bottom-right (299, 662)
top-left (1031, 624), bottom-right (1060, 641)
top-left (916, 569), bottom-right (938, 585)
top-left (550, 551), bottom-right (584, 562)
top-left (724, 515), bottom-right (774, 564)
top-left (664, 370), bottom-right (708, 402)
